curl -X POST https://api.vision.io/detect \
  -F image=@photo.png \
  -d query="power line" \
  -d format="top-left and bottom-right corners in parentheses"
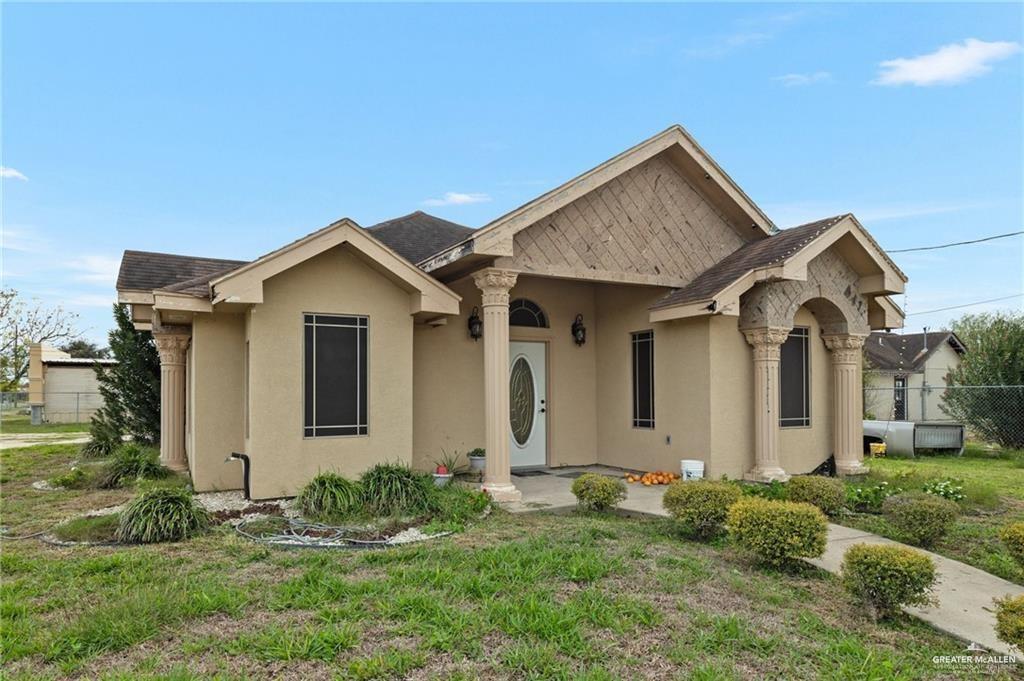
top-left (904, 293), bottom-right (1024, 317)
top-left (888, 231), bottom-right (1024, 253)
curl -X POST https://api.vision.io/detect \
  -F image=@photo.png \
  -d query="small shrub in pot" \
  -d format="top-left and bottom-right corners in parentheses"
top-left (995, 595), bottom-right (1024, 652)
top-left (882, 492), bottom-right (959, 547)
top-left (999, 522), bottom-right (1024, 567)
top-left (467, 448), bottom-right (486, 472)
top-left (727, 497), bottom-right (828, 566)
top-left (662, 480), bottom-right (741, 539)
top-left (841, 543), bottom-right (935, 619)
top-left (115, 487), bottom-right (209, 544)
top-left (571, 473), bottom-right (627, 512)
top-left (786, 475), bottom-right (846, 516)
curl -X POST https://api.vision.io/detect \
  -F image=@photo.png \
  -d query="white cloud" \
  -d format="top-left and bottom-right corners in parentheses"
top-left (65, 293), bottom-right (117, 308)
top-left (1, 226), bottom-right (49, 253)
top-left (773, 71), bottom-right (832, 87)
top-left (1, 166), bottom-right (28, 181)
top-left (67, 255), bottom-right (120, 286)
top-left (422, 192), bottom-right (492, 207)
top-left (873, 38), bottom-right (1021, 86)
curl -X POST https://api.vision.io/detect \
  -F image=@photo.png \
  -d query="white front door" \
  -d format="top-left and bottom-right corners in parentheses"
top-left (509, 341), bottom-right (547, 468)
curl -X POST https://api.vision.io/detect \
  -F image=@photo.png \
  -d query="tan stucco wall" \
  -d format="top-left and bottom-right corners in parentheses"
top-left (188, 312), bottom-right (246, 492)
top-left (246, 245), bottom-right (414, 499)
top-left (776, 307), bottom-right (832, 475)
top-left (412, 274), bottom-right (599, 469)
top-left (594, 285), bottom-right (711, 474)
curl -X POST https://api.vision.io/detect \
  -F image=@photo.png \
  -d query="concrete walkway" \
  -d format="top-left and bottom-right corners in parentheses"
top-left (504, 467), bottom-right (1024, 656)
top-left (0, 432), bottom-right (90, 450)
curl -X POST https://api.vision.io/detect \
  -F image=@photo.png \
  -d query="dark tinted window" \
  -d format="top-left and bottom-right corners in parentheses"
top-left (303, 313), bottom-right (368, 437)
top-left (632, 330), bottom-right (654, 428)
top-left (509, 299), bottom-right (548, 327)
top-left (780, 327), bottom-right (810, 427)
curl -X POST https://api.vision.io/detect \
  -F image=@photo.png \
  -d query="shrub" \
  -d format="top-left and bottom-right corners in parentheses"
top-left (786, 476), bottom-right (846, 516)
top-left (995, 595), bottom-right (1024, 652)
top-left (727, 498), bottom-right (828, 566)
top-left (882, 493), bottom-right (959, 547)
top-left (846, 482), bottom-right (900, 513)
top-left (841, 544), bottom-right (936, 619)
top-left (98, 443), bottom-right (170, 489)
top-left (922, 478), bottom-right (966, 503)
top-left (427, 484), bottom-right (491, 529)
top-left (999, 522), bottom-right (1024, 567)
top-left (298, 473), bottom-right (362, 520)
top-left (360, 462), bottom-right (433, 517)
top-left (737, 480), bottom-right (788, 500)
top-left (571, 473), bottom-right (627, 512)
top-left (49, 466), bottom-right (94, 490)
top-left (115, 487), bottom-right (209, 544)
top-left (52, 514), bottom-right (120, 543)
top-left (81, 407), bottom-right (122, 458)
top-left (662, 480), bottom-right (741, 538)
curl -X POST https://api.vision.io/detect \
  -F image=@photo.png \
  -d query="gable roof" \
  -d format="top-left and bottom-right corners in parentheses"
top-left (117, 250), bottom-right (248, 292)
top-left (368, 211), bottom-right (475, 264)
top-left (865, 331), bottom-right (966, 373)
top-left (418, 125), bottom-right (777, 272)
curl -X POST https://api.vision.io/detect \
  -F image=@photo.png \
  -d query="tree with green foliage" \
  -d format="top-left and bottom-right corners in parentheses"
top-left (942, 311), bottom-right (1024, 448)
top-left (60, 339), bottom-right (110, 358)
top-left (85, 304), bottom-right (160, 455)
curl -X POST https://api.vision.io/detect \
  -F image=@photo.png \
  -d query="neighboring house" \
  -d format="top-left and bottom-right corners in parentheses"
top-left (115, 125), bottom-right (906, 501)
top-left (864, 331), bottom-right (966, 422)
top-left (27, 343), bottom-right (117, 424)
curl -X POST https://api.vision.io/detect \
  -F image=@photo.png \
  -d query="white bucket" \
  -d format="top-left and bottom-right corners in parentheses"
top-left (680, 459), bottom-right (705, 480)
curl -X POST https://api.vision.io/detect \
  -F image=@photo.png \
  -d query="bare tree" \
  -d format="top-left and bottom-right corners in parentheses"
top-left (0, 289), bottom-right (80, 390)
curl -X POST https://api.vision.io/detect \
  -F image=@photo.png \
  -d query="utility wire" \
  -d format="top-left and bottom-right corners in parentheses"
top-left (904, 293), bottom-right (1024, 317)
top-left (888, 231), bottom-right (1023, 253)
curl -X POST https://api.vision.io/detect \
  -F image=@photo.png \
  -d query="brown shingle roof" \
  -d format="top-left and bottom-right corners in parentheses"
top-left (117, 250), bottom-right (249, 293)
top-left (368, 211), bottom-right (475, 264)
top-left (865, 331), bottom-right (966, 372)
top-left (651, 214), bottom-right (848, 310)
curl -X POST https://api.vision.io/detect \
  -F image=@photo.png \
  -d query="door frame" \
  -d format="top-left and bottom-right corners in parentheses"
top-left (508, 336), bottom-right (551, 468)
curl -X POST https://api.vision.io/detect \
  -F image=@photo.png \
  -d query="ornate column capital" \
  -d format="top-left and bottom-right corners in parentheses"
top-left (823, 334), bottom-right (867, 364)
top-left (742, 327), bottom-right (791, 362)
top-left (154, 334), bottom-right (191, 366)
top-left (472, 268), bottom-right (519, 307)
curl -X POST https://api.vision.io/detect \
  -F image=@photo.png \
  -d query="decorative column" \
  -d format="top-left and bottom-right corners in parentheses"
top-left (472, 268), bottom-right (521, 502)
top-left (824, 334), bottom-right (869, 476)
top-left (742, 327), bottom-right (791, 482)
top-left (154, 333), bottom-right (191, 473)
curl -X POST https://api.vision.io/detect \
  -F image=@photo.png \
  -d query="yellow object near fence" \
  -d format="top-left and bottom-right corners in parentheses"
top-left (869, 442), bottom-right (887, 457)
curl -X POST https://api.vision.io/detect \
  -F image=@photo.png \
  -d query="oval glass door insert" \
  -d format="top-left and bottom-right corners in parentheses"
top-left (509, 356), bottom-right (535, 446)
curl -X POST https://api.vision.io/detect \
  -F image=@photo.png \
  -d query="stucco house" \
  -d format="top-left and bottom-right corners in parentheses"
top-left (864, 331), bottom-right (966, 422)
top-left (116, 126), bottom-right (906, 501)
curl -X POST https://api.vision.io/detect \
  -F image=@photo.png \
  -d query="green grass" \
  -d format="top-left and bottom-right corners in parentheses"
top-left (1, 412), bottom-right (90, 434)
top-left (0, 442), bottom-right (1009, 679)
top-left (845, 445), bottom-right (1024, 584)
top-left (51, 513), bottom-right (120, 543)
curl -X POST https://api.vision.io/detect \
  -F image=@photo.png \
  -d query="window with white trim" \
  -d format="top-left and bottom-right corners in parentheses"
top-left (632, 330), bottom-right (654, 428)
top-left (779, 327), bottom-right (810, 427)
top-left (303, 314), bottom-right (368, 437)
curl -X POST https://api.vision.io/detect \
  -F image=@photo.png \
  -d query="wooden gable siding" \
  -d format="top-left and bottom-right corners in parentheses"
top-left (500, 154), bottom-right (748, 287)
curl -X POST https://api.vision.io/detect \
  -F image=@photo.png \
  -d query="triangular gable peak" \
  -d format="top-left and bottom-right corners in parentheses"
top-left (420, 125), bottom-right (776, 278)
top-left (211, 218), bottom-right (460, 316)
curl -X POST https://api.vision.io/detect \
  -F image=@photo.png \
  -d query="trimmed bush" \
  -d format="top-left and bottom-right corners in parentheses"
top-left (99, 443), bottom-right (170, 489)
top-left (115, 487), bottom-right (209, 544)
top-left (360, 463), bottom-right (433, 517)
top-left (571, 473), bottom-right (627, 512)
top-left (999, 522), bottom-right (1024, 567)
top-left (882, 492), bottom-right (959, 547)
top-left (995, 595), bottom-right (1024, 652)
top-left (727, 497), bottom-right (828, 566)
top-left (662, 480), bottom-right (741, 538)
top-left (786, 476), bottom-right (846, 516)
top-left (299, 473), bottom-right (362, 520)
top-left (841, 543), bottom-right (936, 619)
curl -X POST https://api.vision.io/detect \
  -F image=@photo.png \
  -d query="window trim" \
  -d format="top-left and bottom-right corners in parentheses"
top-left (509, 298), bottom-right (549, 328)
top-left (779, 326), bottom-right (810, 428)
top-left (302, 312), bottom-right (369, 439)
top-left (631, 330), bottom-right (655, 429)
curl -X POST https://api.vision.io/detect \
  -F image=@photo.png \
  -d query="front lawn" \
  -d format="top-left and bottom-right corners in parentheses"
top-left (1, 413), bottom-right (90, 434)
top-left (843, 446), bottom-right (1024, 584)
top-left (0, 443), bottom-right (1004, 679)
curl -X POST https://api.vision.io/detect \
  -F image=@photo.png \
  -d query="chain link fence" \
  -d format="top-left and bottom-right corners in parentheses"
top-left (1, 391), bottom-right (102, 425)
top-left (864, 384), bottom-right (1024, 449)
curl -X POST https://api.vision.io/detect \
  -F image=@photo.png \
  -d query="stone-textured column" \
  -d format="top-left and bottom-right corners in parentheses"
top-left (742, 327), bottom-right (791, 482)
top-left (472, 268), bottom-right (521, 502)
top-left (154, 334), bottom-right (191, 473)
top-left (824, 334), bottom-right (869, 476)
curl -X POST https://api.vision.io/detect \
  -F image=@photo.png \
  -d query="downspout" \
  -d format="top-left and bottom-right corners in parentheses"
top-left (226, 453), bottom-right (251, 500)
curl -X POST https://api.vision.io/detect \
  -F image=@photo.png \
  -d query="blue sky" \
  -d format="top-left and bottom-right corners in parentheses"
top-left (2, 3), bottom-right (1022, 345)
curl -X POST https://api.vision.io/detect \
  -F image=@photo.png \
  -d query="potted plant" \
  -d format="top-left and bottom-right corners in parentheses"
top-left (467, 447), bottom-right (486, 472)
top-left (432, 464), bottom-right (453, 488)
top-left (433, 449), bottom-right (464, 487)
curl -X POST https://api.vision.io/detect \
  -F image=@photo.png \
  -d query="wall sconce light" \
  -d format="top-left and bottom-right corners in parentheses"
top-left (467, 307), bottom-right (483, 341)
top-left (571, 314), bottom-right (586, 346)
